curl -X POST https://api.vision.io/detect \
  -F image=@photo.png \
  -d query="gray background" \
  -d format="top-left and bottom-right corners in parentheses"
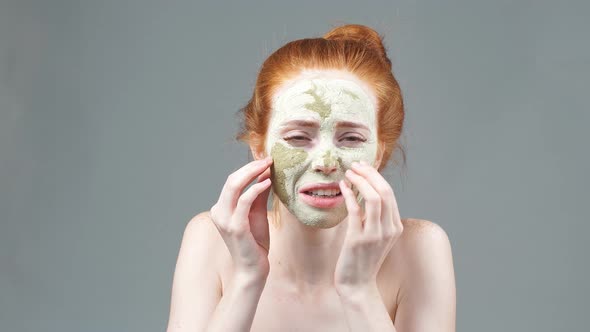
top-left (1, 0), bottom-right (588, 331)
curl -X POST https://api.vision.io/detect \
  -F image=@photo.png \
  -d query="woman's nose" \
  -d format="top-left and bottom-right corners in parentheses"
top-left (312, 150), bottom-right (338, 175)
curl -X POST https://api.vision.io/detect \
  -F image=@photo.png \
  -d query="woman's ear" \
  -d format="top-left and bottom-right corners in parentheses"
top-left (248, 133), bottom-right (267, 161)
top-left (250, 146), bottom-right (267, 161)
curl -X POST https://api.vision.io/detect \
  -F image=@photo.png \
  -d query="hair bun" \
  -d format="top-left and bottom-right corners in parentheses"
top-left (323, 24), bottom-right (391, 70)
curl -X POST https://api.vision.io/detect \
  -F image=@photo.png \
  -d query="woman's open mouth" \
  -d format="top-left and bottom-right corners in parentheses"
top-left (299, 187), bottom-right (344, 209)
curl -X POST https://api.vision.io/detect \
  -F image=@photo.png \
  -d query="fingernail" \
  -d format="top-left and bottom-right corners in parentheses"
top-left (359, 160), bottom-right (368, 166)
top-left (339, 180), bottom-right (350, 193)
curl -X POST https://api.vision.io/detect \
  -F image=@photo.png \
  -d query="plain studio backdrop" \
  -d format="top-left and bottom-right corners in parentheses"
top-left (1, 1), bottom-right (588, 331)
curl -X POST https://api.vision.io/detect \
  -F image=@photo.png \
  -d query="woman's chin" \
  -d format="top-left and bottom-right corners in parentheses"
top-left (291, 203), bottom-right (348, 229)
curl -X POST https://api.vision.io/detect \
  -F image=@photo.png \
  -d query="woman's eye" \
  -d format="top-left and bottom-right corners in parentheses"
top-left (283, 136), bottom-right (311, 146)
top-left (341, 136), bottom-right (366, 142)
top-left (284, 135), bottom-right (310, 141)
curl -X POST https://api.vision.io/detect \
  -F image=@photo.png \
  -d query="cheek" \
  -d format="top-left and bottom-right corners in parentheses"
top-left (269, 142), bottom-right (308, 201)
top-left (270, 142), bottom-right (308, 174)
top-left (338, 144), bottom-right (378, 169)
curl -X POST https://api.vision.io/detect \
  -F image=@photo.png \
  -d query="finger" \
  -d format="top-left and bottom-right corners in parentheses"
top-left (256, 165), bottom-right (272, 183)
top-left (233, 178), bottom-right (272, 224)
top-left (345, 168), bottom-right (381, 235)
top-left (250, 184), bottom-right (271, 252)
top-left (220, 157), bottom-right (273, 208)
top-left (251, 164), bottom-right (272, 214)
top-left (358, 160), bottom-right (402, 231)
top-left (339, 179), bottom-right (362, 236)
top-left (352, 161), bottom-right (399, 235)
top-left (251, 174), bottom-right (272, 215)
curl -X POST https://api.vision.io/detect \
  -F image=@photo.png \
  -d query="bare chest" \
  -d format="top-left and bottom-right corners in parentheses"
top-left (218, 258), bottom-right (401, 331)
top-left (250, 284), bottom-right (352, 332)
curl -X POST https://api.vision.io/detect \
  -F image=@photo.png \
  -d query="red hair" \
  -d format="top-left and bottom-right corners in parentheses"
top-left (235, 24), bottom-right (406, 226)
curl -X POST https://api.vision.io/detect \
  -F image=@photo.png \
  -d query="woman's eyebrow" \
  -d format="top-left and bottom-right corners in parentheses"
top-left (280, 119), bottom-right (320, 128)
top-left (335, 121), bottom-right (369, 131)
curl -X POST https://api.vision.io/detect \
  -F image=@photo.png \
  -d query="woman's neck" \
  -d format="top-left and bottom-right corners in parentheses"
top-left (267, 203), bottom-right (349, 294)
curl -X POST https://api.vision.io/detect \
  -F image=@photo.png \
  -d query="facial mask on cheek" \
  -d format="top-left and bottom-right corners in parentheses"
top-left (268, 142), bottom-right (373, 227)
top-left (265, 75), bottom-right (380, 228)
top-left (269, 141), bottom-right (308, 207)
top-left (270, 140), bottom-right (349, 229)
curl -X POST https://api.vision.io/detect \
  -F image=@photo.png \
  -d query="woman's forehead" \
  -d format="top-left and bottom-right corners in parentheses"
top-left (272, 75), bottom-right (375, 107)
top-left (272, 69), bottom-right (376, 100)
top-left (270, 77), bottom-right (377, 127)
top-left (274, 109), bottom-right (373, 128)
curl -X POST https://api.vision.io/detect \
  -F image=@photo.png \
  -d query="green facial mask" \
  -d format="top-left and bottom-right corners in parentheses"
top-left (266, 74), bottom-right (378, 228)
top-left (270, 142), bottom-right (308, 207)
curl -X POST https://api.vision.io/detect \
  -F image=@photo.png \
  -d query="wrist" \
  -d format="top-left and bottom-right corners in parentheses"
top-left (336, 282), bottom-right (380, 305)
top-left (234, 270), bottom-right (268, 290)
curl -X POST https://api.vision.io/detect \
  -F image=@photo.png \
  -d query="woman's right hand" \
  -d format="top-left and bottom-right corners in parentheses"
top-left (209, 156), bottom-right (274, 281)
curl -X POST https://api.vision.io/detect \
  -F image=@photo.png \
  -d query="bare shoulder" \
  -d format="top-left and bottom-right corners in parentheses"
top-left (395, 218), bottom-right (454, 296)
top-left (396, 217), bottom-right (453, 264)
top-left (182, 211), bottom-right (229, 267)
top-left (401, 218), bottom-right (449, 236)
top-left (388, 218), bottom-right (451, 267)
top-left (167, 212), bottom-right (227, 331)
top-left (391, 219), bottom-right (456, 329)
top-left (182, 211), bottom-right (226, 271)
top-left (184, 211), bottom-right (218, 242)
top-left (185, 211), bottom-right (216, 234)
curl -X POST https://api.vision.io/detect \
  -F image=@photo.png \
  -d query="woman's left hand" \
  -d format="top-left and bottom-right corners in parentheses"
top-left (334, 160), bottom-right (404, 296)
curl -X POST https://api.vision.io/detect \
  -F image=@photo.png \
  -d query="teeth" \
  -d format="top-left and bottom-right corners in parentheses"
top-left (306, 189), bottom-right (341, 197)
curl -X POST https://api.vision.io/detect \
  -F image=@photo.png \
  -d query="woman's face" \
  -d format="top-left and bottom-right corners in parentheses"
top-left (265, 71), bottom-right (380, 228)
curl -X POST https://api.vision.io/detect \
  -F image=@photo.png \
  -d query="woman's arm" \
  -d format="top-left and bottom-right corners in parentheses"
top-left (166, 212), bottom-right (268, 332)
top-left (167, 213), bottom-right (223, 331)
top-left (391, 219), bottom-right (456, 331)
top-left (338, 284), bottom-right (398, 331)
top-left (337, 219), bottom-right (456, 332)
top-left (205, 271), bottom-right (267, 332)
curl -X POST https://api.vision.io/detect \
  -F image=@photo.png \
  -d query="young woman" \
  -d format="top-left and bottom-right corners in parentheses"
top-left (167, 24), bottom-right (456, 332)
